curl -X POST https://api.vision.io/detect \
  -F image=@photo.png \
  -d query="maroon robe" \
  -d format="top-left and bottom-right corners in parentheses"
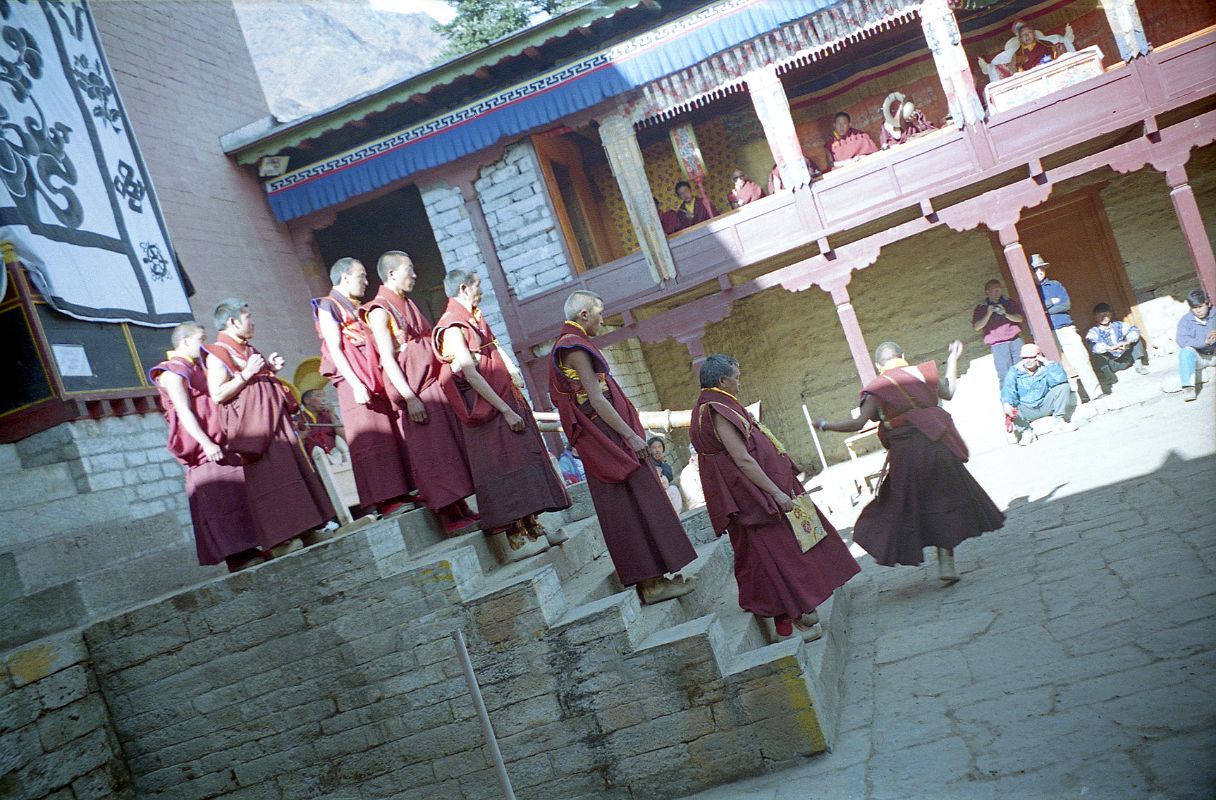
top-left (827, 128), bottom-right (878, 167)
top-left (728, 180), bottom-right (764, 208)
top-left (659, 208), bottom-right (685, 235)
top-left (150, 356), bottom-right (260, 566)
top-left (363, 286), bottom-right (474, 511)
top-left (691, 388), bottom-right (859, 618)
top-left (549, 322), bottom-right (695, 585)
top-left (852, 362), bottom-right (1005, 566)
top-left (1014, 41), bottom-right (1057, 72)
top-left (313, 291), bottom-right (414, 508)
top-left (203, 333), bottom-right (334, 547)
top-left (433, 300), bottom-right (569, 529)
top-left (676, 196), bottom-right (717, 228)
top-left (301, 407), bottom-right (337, 454)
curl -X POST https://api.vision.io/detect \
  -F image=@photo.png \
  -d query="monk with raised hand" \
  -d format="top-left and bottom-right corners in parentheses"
top-left (205, 298), bottom-right (335, 557)
top-left (433, 269), bottom-right (570, 562)
top-left (549, 291), bottom-right (697, 604)
top-left (313, 257), bottom-right (414, 517)
top-left (151, 322), bottom-right (261, 572)
top-left (691, 355), bottom-right (860, 640)
top-left (364, 251), bottom-right (478, 533)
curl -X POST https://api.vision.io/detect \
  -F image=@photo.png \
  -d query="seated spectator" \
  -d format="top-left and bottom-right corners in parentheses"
top-left (1176, 289), bottom-right (1216, 402)
top-left (674, 180), bottom-right (718, 228)
top-left (556, 442), bottom-right (586, 485)
top-left (647, 436), bottom-right (683, 512)
top-left (825, 112), bottom-right (878, 170)
top-left (1001, 343), bottom-right (1077, 445)
top-left (300, 388), bottom-right (349, 465)
top-left (1086, 303), bottom-right (1148, 391)
top-left (656, 197), bottom-right (683, 236)
top-left (727, 169), bottom-right (764, 208)
top-left (767, 157), bottom-right (821, 195)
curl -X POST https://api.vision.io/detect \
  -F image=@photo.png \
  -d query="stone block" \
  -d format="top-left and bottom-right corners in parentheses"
top-left (72, 764), bottom-right (133, 800)
top-left (11, 726), bottom-right (112, 797)
top-left (78, 544), bottom-right (222, 619)
top-left (0, 585), bottom-right (86, 653)
top-left (561, 480), bottom-right (595, 523)
top-left (0, 487), bottom-right (137, 544)
top-left (37, 695), bottom-right (108, 751)
top-left (0, 724), bottom-right (43, 777)
top-left (36, 664), bottom-right (93, 711)
top-left (0, 461), bottom-right (78, 513)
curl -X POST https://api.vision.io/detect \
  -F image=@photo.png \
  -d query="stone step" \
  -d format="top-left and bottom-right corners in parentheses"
top-left (0, 580), bottom-right (86, 653)
top-left (6, 511), bottom-right (186, 594)
top-left (74, 541), bottom-right (225, 620)
top-left (0, 443), bottom-right (22, 476)
top-left (0, 487), bottom-right (139, 546)
top-left (0, 461), bottom-right (79, 513)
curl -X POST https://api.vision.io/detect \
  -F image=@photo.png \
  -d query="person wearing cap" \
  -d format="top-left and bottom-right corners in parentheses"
top-left (1031, 254), bottom-right (1106, 404)
top-left (1085, 302), bottom-right (1148, 392)
top-left (1175, 288), bottom-right (1216, 402)
top-left (1000, 342), bottom-right (1078, 444)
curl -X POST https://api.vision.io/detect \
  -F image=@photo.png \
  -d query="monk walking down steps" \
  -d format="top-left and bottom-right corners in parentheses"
top-left (434, 269), bottom-right (571, 563)
top-left (691, 355), bottom-right (859, 640)
top-left (549, 291), bottom-right (697, 604)
top-left (815, 340), bottom-right (1005, 582)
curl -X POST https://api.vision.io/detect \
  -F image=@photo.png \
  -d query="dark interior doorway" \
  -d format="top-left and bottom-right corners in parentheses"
top-left (313, 185), bottom-right (449, 323)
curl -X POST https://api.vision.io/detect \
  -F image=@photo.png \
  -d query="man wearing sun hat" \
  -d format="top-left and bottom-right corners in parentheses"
top-left (1000, 342), bottom-right (1078, 445)
top-left (1031, 254), bottom-right (1106, 405)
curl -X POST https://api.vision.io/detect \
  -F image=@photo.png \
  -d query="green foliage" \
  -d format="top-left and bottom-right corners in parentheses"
top-left (433, 0), bottom-right (583, 60)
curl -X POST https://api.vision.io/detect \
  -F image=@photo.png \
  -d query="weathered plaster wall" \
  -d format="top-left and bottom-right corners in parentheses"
top-left (91, 1), bottom-right (323, 370)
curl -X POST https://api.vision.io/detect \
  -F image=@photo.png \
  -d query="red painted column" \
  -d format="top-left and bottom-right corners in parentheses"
top-left (1165, 166), bottom-right (1216, 300)
top-left (827, 284), bottom-right (876, 385)
top-left (998, 225), bottom-right (1061, 361)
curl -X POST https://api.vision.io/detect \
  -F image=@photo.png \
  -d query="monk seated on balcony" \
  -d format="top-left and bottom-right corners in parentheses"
top-left (656, 197), bottom-right (684, 235)
top-left (826, 112), bottom-right (878, 170)
top-left (674, 180), bottom-right (718, 228)
top-left (767, 156), bottom-right (820, 194)
top-left (1012, 20), bottom-right (1061, 73)
top-left (727, 169), bottom-right (764, 208)
top-left (879, 92), bottom-right (936, 148)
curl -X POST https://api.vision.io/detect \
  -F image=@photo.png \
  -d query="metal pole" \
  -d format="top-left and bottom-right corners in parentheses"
top-left (454, 629), bottom-right (516, 800)
top-left (802, 404), bottom-right (829, 473)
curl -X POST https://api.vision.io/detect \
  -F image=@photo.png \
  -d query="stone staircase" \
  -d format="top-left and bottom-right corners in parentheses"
top-left (72, 481), bottom-right (855, 800)
top-left (0, 439), bottom-right (221, 652)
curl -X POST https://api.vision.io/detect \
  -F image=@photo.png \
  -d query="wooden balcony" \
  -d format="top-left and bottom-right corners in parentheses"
top-left (511, 27), bottom-right (1216, 350)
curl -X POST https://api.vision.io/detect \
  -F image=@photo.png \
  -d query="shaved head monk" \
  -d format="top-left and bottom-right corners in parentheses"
top-left (549, 291), bottom-right (697, 603)
top-left (364, 250), bottom-right (478, 533)
top-left (205, 298), bottom-right (335, 557)
top-left (433, 269), bottom-right (571, 562)
top-left (313, 257), bottom-right (414, 516)
top-left (151, 322), bottom-right (261, 571)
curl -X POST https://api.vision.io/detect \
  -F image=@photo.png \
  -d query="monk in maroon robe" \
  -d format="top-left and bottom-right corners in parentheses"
top-left (816, 341), bottom-right (1004, 582)
top-left (1013, 22), bottom-right (1059, 72)
top-left (549, 291), bottom-right (697, 604)
top-left (727, 170), bottom-right (764, 208)
top-left (205, 298), bottom-right (335, 555)
top-left (314, 258), bottom-right (414, 516)
top-left (151, 322), bottom-right (261, 571)
top-left (364, 251), bottom-right (478, 533)
top-left (433, 269), bottom-right (570, 560)
top-left (691, 355), bottom-right (860, 640)
top-left (674, 180), bottom-right (717, 227)
top-left (826, 111), bottom-right (878, 169)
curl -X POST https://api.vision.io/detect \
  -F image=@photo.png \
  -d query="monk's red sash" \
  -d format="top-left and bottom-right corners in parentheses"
top-left (312, 290), bottom-right (384, 395)
top-left (548, 322), bottom-right (644, 484)
top-left (433, 299), bottom-right (516, 426)
top-left (861, 361), bottom-right (969, 461)
top-left (362, 286), bottom-right (438, 396)
top-left (202, 333), bottom-right (299, 415)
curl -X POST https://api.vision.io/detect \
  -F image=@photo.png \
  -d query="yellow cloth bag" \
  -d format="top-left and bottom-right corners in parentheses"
top-left (785, 495), bottom-right (827, 553)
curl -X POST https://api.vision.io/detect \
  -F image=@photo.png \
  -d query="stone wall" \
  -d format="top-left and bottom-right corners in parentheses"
top-left (475, 142), bottom-right (574, 300)
top-left (91, 1), bottom-right (324, 369)
top-left (602, 336), bottom-right (662, 413)
top-left (1, 633), bottom-right (134, 799)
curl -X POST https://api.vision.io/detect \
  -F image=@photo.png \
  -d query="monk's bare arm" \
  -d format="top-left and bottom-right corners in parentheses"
top-left (713, 412), bottom-right (792, 511)
top-left (206, 352), bottom-right (256, 404)
top-left (564, 349), bottom-right (647, 458)
top-left (318, 310), bottom-right (370, 405)
top-left (443, 327), bottom-right (523, 430)
top-left (819, 394), bottom-right (881, 433)
top-left (939, 340), bottom-right (963, 401)
top-left (159, 372), bottom-right (222, 462)
top-left (367, 308), bottom-right (426, 423)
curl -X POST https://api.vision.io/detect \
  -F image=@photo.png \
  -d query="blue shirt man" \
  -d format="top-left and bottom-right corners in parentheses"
top-left (1032, 255), bottom-right (1072, 329)
top-left (1001, 342), bottom-right (1076, 442)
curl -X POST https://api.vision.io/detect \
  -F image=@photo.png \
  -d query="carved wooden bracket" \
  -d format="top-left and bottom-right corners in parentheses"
top-left (938, 178), bottom-right (1053, 233)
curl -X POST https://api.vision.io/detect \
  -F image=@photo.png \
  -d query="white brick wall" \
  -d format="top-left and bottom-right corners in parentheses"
top-left (475, 142), bottom-right (573, 300)
top-left (602, 336), bottom-right (661, 412)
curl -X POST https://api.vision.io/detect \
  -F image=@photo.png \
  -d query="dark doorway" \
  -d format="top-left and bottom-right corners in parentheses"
top-left (313, 185), bottom-right (449, 322)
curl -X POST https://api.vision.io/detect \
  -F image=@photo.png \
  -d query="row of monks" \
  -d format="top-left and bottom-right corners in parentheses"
top-left (153, 251), bottom-right (860, 625)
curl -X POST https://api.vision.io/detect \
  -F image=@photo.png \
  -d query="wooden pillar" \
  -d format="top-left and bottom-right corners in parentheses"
top-left (998, 225), bottom-right (1061, 361)
top-left (827, 284), bottom-right (876, 385)
top-left (920, 0), bottom-right (985, 128)
top-left (1164, 166), bottom-right (1216, 300)
top-left (598, 111), bottom-right (677, 283)
top-left (1101, 0), bottom-right (1150, 61)
top-left (746, 65), bottom-right (811, 190)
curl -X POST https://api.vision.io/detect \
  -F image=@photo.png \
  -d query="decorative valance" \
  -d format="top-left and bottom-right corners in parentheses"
top-left (265, 0), bottom-right (918, 223)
